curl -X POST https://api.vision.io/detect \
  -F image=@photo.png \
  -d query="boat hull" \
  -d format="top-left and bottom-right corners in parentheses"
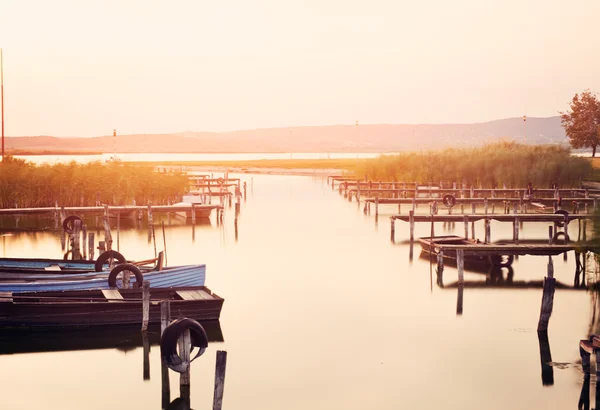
top-left (0, 264), bottom-right (206, 293)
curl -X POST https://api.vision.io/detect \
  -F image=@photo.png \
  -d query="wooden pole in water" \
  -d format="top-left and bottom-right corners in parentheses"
top-left (72, 220), bottom-right (82, 260)
top-left (160, 301), bottom-right (171, 408)
top-left (102, 216), bottom-right (112, 251)
top-left (471, 220), bottom-right (475, 240)
top-left (178, 329), bottom-right (192, 400)
top-left (437, 250), bottom-right (444, 275)
top-left (191, 203), bottom-right (196, 225)
top-left (82, 224), bottom-right (87, 260)
top-left (563, 213), bottom-right (569, 244)
top-left (457, 249), bottom-right (464, 284)
top-left (213, 350), bottom-right (228, 410)
top-left (548, 226), bottom-right (553, 245)
top-left (375, 197), bottom-right (379, 217)
top-left (409, 210), bottom-right (415, 241)
top-left (141, 280), bottom-right (150, 331)
top-left (537, 256), bottom-right (555, 332)
top-left (390, 217), bottom-right (395, 243)
top-left (457, 284), bottom-right (464, 316)
top-left (484, 217), bottom-right (490, 243)
top-left (89, 232), bottom-right (95, 260)
top-left (142, 331), bottom-right (150, 381)
top-left (484, 198), bottom-right (488, 214)
top-left (463, 215), bottom-right (468, 239)
top-left (162, 221), bottom-right (168, 266)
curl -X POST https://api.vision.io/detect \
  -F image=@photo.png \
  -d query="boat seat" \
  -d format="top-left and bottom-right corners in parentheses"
top-left (101, 289), bottom-right (124, 302)
top-left (44, 265), bottom-right (62, 271)
top-left (176, 289), bottom-right (213, 301)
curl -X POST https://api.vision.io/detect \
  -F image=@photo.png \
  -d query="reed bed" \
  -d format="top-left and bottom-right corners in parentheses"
top-left (0, 157), bottom-right (189, 208)
top-left (356, 142), bottom-right (593, 188)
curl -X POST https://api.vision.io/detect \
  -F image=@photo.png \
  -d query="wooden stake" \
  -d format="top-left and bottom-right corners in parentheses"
top-left (142, 331), bottom-right (150, 381)
top-left (457, 249), bottom-right (464, 284)
top-left (390, 217), bottom-right (395, 243)
top-left (213, 350), bottom-right (228, 410)
top-left (141, 281), bottom-right (150, 331)
top-left (537, 256), bottom-right (555, 332)
top-left (463, 215), bottom-right (468, 239)
top-left (409, 210), bottom-right (414, 241)
top-left (162, 221), bottom-right (168, 267)
top-left (178, 329), bottom-right (191, 391)
top-left (89, 232), bottom-right (95, 261)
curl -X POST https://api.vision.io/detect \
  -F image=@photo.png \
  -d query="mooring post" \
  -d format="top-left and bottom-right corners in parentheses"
top-left (463, 215), bottom-right (468, 239)
top-left (563, 213), bottom-right (569, 243)
top-left (437, 250), bottom-right (444, 275)
top-left (513, 217), bottom-right (519, 243)
top-left (483, 217), bottom-right (490, 243)
top-left (178, 329), bottom-right (192, 399)
top-left (160, 301), bottom-right (171, 408)
top-left (89, 232), bottom-right (95, 260)
top-left (457, 284), bottom-right (464, 316)
top-left (375, 197), bottom-right (379, 217)
top-left (142, 331), bottom-right (150, 381)
top-left (398, 203), bottom-right (401, 213)
top-left (102, 215), bottom-right (113, 251)
top-left (72, 220), bottom-right (82, 260)
top-left (141, 281), bottom-right (150, 331)
top-left (82, 224), bottom-right (88, 260)
top-left (548, 226), bottom-right (553, 245)
top-left (390, 217), bottom-right (395, 243)
top-left (457, 249), bottom-right (464, 284)
top-left (484, 198), bottom-right (488, 214)
top-left (471, 220), bottom-right (475, 240)
top-left (191, 203), bottom-right (197, 225)
top-left (409, 210), bottom-right (415, 241)
top-left (537, 256), bottom-right (556, 332)
top-left (580, 344), bottom-right (591, 376)
top-left (213, 350), bottom-right (228, 410)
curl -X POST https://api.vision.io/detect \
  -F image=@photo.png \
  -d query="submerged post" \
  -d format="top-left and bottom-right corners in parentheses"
top-left (457, 249), bottom-right (464, 284)
top-left (409, 210), bottom-right (415, 241)
top-left (141, 281), bottom-right (150, 331)
top-left (390, 217), bottom-right (395, 243)
top-left (537, 256), bottom-right (556, 332)
top-left (213, 350), bottom-right (228, 410)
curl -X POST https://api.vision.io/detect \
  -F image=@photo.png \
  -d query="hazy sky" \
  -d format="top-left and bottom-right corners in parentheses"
top-left (1, 0), bottom-right (599, 136)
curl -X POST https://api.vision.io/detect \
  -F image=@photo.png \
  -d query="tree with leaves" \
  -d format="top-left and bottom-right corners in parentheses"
top-left (561, 90), bottom-right (600, 157)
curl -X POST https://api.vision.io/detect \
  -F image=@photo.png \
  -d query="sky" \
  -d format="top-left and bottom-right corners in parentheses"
top-left (0, 0), bottom-right (599, 137)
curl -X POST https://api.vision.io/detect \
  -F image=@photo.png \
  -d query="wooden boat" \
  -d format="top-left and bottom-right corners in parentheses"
top-left (0, 263), bottom-right (206, 293)
top-left (419, 235), bottom-right (514, 268)
top-left (0, 286), bottom-right (223, 329)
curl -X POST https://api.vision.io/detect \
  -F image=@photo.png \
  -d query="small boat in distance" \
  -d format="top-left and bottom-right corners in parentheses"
top-left (419, 235), bottom-right (514, 269)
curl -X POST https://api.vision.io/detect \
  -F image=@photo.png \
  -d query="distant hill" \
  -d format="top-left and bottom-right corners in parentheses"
top-left (5, 116), bottom-right (567, 154)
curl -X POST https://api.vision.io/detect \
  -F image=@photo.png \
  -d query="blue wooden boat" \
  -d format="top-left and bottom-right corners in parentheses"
top-left (0, 264), bottom-right (206, 293)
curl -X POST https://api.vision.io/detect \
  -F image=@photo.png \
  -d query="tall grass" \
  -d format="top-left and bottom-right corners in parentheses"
top-left (356, 142), bottom-right (593, 187)
top-left (0, 157), bottom-right (189, 208)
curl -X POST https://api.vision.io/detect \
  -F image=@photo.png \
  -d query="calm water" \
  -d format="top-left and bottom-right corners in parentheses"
top-left (15, 152), bottom-right (392, 165)
top-left (0, 174), bottom-right (594, 409)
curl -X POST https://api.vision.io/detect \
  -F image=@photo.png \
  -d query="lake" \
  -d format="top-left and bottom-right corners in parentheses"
top-left (0, 173), bottom-right (593, 409)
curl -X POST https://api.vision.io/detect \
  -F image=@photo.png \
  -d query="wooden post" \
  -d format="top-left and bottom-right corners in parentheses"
top-left (409, 210), bottom-right (414, 241)
top-left (412, 198), bottom-right (416, 212)
top-left (72, 219), bottom-right (82, 260)
top-left (398, 203), bottom-right (401, 213)
top-left (178, 329), bottom-right (192, 395)
top-left (375, 197), bottom-right (379, 217)
top-left (116, 212), bottom-right (120, 252)
top-left (456, 284), bottom-right (464, 316)
top-left (484, 217), bottom-right (490, 243)
top-left (580, 344), bottom-right (591, 375)
top-left (463, 215), bottom-right (468, 239)
top-left (513, 217), bottom-right (519, 243)
top-left (142, 331), bottom-right (150, 381)
top-left (537, 331), bottom-right (554, 386)
top-left (141, 281), bottom-right (150, 331)
top-left (548, 226), bottom-right (553, 245)
top-left (471, 203), bottom-right (476, 214)
top-left (436, 250), bottom-right (444, 275)
top-left (563, 213), bottom-right (569, 243)
top-left (212, 350), bottom-right (228, 410)
top-left (513, 201), bottom-right (518, 214)
top-left (161, 301), bottom-right (171, 408)
top-left (82, 224), bottom-right (88, 260)
top-left (390, 218), bottom-right (395, 243)
top-left (102, 216), bottom-right (113, 251)
top-left (457, 249), bottom-right (464, 284)
top-left (471, 220), bottom-right (475, 239)
top-left (484, 198), bottom-right (488, 214)
top-left (89, 232), bottom-right (95, 261)
top-left (537, 256), bottom-right (556, 332)
top-left (191, 203), bottom-right (196, 225)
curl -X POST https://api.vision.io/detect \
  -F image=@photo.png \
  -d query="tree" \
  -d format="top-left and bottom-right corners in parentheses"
top-left (561, 90), bottom-right (600, 157)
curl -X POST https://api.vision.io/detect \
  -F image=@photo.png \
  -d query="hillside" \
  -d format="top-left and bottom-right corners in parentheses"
top-left (5, 116), bottom-right (566, 154)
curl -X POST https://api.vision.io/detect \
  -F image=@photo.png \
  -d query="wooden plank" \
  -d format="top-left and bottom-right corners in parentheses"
top-left (101, 289), bottom-right (124, 302)
top-left (0, 292), bottom-right (13, 302)
top-left (176, 289), bottom-right (213, 300)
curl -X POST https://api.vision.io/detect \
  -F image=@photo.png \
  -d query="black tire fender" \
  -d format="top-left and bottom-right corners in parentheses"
top-left (62, 215), bottom-right (83, 234)
top-left (160, 318), bottom-right (209, 373)
top-left (107, 263), bottom-right (143, 288)
top-left (443, 194), bottom-right (456, 208)
top-left (95, 250), bottom-right (126, 272)
top-left (555, 210), bottom-right (568, 228)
